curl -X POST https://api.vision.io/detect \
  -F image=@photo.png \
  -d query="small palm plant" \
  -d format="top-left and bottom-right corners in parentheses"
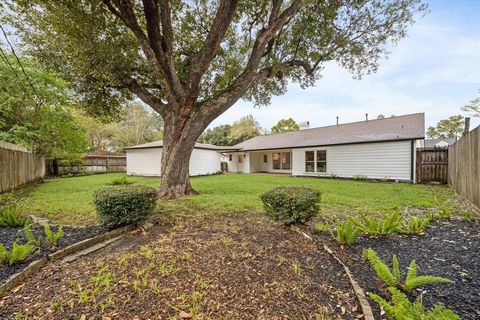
top-left (351, 211), bottom-right (403, 235)
top-left (363, 248), bottom-right (454, 291)
top-left (369, 287), bottom-right (460, 320)
top-left (328, 220), bottom-right (359, 245)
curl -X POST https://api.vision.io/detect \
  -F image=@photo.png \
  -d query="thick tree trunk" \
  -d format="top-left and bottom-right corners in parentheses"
top-left (157, 111), bottom-right (206, 199)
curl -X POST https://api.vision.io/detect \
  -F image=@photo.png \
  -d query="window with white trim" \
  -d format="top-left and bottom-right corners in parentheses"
top-left (305, 150), bottom-right (327, 173)
top-left (272, 152), bottom-right (291, 170)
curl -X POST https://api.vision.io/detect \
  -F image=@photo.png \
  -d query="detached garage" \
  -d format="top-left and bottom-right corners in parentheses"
top-left (126, 140), bottom-right (234, 176)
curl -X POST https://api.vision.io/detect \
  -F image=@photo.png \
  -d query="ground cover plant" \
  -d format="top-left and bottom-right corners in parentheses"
top-left (363, 248), bottom-right (454, 291)
top-left (0, 206), bottom-right (30, 227)
top-left (10, 173), bottom-right (458, 226)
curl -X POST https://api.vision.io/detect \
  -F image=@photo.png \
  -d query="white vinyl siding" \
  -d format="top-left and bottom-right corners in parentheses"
top-left (292, 141), bottom-right (412, 181)
top-left (127, 147), bottom-right (222, 177)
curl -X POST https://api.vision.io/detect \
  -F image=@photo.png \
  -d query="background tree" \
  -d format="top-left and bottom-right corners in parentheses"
top-left (3, 0), bottom-right (428, 198)
top-left (426, 115), bottom-right (464, 139)
top-left (271, 118), bottom-right (299, 133)
top-left (0, 52), bottom-right (89, 160)
top-left (228, 115), bottom-right (262, 145)
top-left (199, 124), bottom-right (232, 146)
top-left (461, 92), bottom-right (480, 117)
top-left (77, 104), bottom-right (164, 154)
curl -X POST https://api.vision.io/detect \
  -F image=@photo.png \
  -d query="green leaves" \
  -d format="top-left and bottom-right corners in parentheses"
top-left (0, 206), bottom-right (30, 227)
top-left (0, 242), bottom-right (35, 265)
top-left (328, 220), bottom-right (359, 245)
top-left (271, 118), bottom-right (300, 134)
top-left (426, 115), bottom-right (465, 139)
top-left (44, 224), bottom-right (63, 246)
top-left (363, 248), bottom-right (454, 291)
top-left (260, 186), bottom-right (320, 225)
top-left (350, 211), bottom-right (403, 235)
top-left (369, 287), bottom-right (460, 320)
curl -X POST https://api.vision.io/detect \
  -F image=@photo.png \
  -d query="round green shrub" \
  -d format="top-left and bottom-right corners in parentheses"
top-left (260, 186), bottom-right (320, 225)
top-left (93, 185), bottom-right (157, 227)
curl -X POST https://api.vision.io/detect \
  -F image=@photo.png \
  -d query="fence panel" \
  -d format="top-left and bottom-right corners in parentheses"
top-left (448, 126), bottom-right (480, 210)
top-left (56, 155), bottom-right (126, 175)
top-left (416, 148), bottom-right (449, 184)
top-left (0, 141), bottom-right (45, 193)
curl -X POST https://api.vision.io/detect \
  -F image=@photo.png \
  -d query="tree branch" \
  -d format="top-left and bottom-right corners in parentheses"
top-left (122, 79), bottom-right (167, 116)
top-left (186, 0), bottom-right (239, 104)
top-left (197, 0), bottom-right (301, 124)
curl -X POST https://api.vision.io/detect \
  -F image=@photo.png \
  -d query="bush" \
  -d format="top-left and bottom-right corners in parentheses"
top-left (260, 186), bottom-right (320, 225)
top-left (93, 185), bottom-right (158, 226)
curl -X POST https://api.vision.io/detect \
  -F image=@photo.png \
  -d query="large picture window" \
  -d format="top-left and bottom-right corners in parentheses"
top-left (305, 150), bottom-right (327, 173)
top-left (273, 152), bottom-right (291, 170)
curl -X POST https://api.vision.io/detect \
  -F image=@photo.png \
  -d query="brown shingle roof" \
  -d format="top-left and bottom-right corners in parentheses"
top-left (234, 113), bottom-right (425, 151)
top-left (125, 140), bottom-right (238, 151)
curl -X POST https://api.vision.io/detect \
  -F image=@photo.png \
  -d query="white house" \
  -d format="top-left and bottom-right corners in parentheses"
top-left (224, 113), bottom-right (425, 182)
top-left (125, 141), bottom-right (235, 176)
top-left (423, 138), bottom-right (456, 148)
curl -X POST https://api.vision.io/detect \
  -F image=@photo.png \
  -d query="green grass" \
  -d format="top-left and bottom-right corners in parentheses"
top-left (9, 173), bottom-right (455, 226)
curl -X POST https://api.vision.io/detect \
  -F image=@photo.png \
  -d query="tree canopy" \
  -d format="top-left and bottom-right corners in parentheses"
top-left (228, 114), bottom-right (262, 145)
top-left (198, 124), bottom-right (232, 146)
top-left (0, 52), bottom-right (89, 159)
top-left (461, 92), bottom-right (480, 118)
top-left (271, 118), bottom-right (299, 133)
top-left (1, 0), bottom-right (428, 198)
top-left (426, 115), bottom-right (464, 140)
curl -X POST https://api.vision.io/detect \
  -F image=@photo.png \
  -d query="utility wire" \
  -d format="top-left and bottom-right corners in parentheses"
top-left (0, 24), bottom-right (42, 105)
top-left (0, 43), bottom-right (32, 100)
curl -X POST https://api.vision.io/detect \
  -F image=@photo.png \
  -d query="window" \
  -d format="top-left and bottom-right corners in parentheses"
top-left (305, 151), bottom-right (315, 172)
top-left (273, 152), bottom-right (291, 170)
top-left (305, 150), bottom-right (327, 173)
top-left (317, 150), bottom-right (327, 172)
top-left (238, 155), bottom-right (243, 163)
top-left (272, 153), bottom-right (280, 169)
top-left (229, 154), bottom-right (232, 161)
top-left (281, 152), bottom-right (291, 170)
top-left (263, 154), bottom-right (268, 163)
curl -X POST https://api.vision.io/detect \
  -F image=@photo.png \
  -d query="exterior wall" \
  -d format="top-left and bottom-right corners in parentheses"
top-left (291, 140), bottom-right (413, 181)
top-left (127, 148), bottom-right (221, 176)
top-left (227, 152), bottom-right (250, 173)
top-left (127, 148), bottom-right (162, 176)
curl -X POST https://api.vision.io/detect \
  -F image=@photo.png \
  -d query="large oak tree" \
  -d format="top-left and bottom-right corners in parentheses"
top-left (2, 0), bottom-right (427, 198)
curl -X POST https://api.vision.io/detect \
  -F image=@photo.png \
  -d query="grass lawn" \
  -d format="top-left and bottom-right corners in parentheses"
top-left (9, 172), bottom-right (456, 226)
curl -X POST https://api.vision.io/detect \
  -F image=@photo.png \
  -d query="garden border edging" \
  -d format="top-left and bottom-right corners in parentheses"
top-left (290, 226), bottom-right (375, 320)
top-left (0, 224), bottom-right (136, 297)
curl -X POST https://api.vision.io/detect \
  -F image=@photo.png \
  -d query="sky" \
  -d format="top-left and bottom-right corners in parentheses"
top-left (211, 0), bottom-right (480, 132)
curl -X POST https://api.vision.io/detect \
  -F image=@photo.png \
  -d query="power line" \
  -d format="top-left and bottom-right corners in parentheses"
top-left (0, 43), bottom-right (32, 100)
top-left (0, 24), bottom-right (42, 105)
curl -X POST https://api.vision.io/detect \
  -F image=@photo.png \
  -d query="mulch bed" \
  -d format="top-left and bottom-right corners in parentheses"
top-left (0, 213), bottom-right (362, 319)
top-left (0, 224), bottom-right (104, 283)
top-left (316, 218), bottom-right (480, 320)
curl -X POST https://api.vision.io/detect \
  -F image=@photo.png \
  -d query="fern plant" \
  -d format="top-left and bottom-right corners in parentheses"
top-left (0, 242), bottom-right (35, 265)
top-left (109, 176), bottom-right (132, 185)
top-left (0, 206), bottom-right (30, 227)
top-left (328, 220), bottom-right (359, 245)
top-left (369, 287), bottom-right (460, 320)
top-left (400, 216), bottom-right (431, 234)
top-left (44, 224), bottom-right (64, 246)
top-left (363, 248), bottom-right (454, 291)
top-left (23, 224), bottom-right (45, 248)
top-left (351, 211), bottom-right (403, 235)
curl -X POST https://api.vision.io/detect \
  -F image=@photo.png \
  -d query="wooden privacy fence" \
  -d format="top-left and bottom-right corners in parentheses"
top-left (416, 148), bottom-right (449, 184)
top-left (448, 126), bottom-right (480, 210)
top-left (0, 141), bottom-right (45, 193)
top-left (49, 154), bottom-right (126, 175)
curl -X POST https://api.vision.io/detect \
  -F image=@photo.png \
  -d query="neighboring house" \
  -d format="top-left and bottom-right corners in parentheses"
top-left (224, 113), bottom-right (425, 182)
top-left (423, 138), bottom-right (456, 148)
top-left (125, 141), bottom-right (235, 176)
